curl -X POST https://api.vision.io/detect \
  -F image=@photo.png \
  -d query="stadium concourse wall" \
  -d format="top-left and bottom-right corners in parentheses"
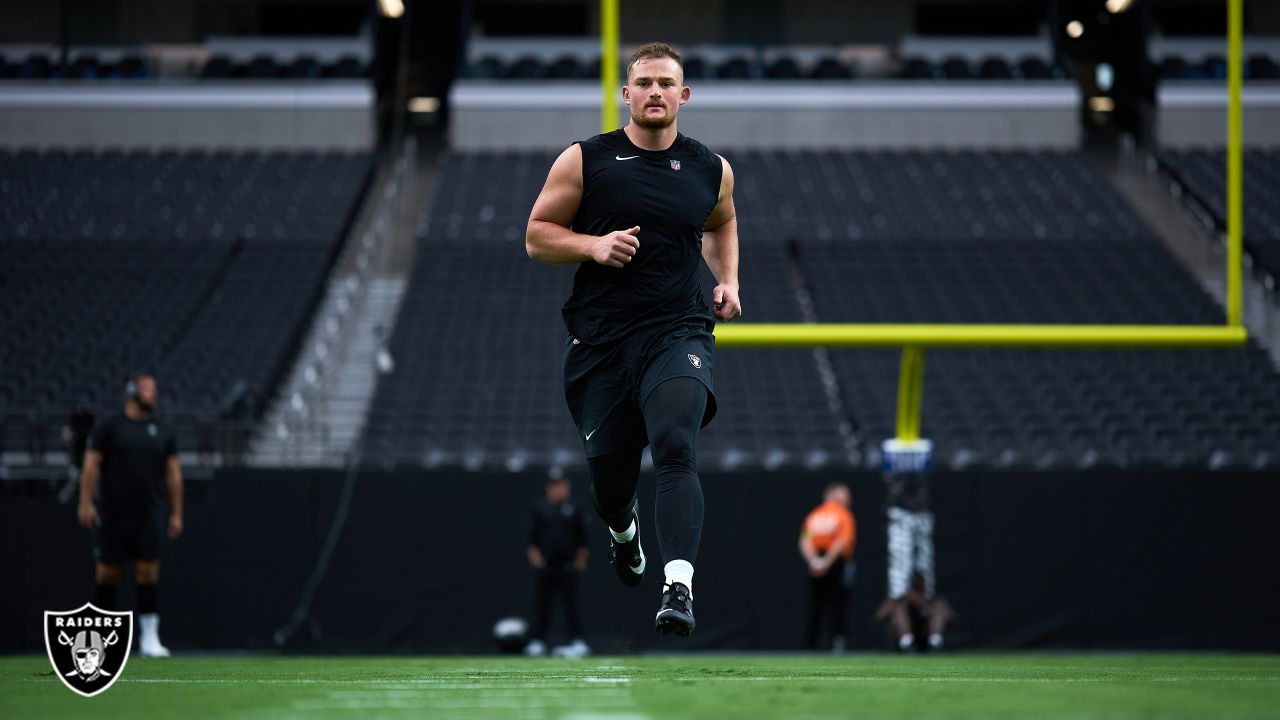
top-left (449, 82), bottom-right (1083, 149)
top-left (0, 82), bottom-right (373, 149)
top-left (3, 468), bottom-right (1278, 655)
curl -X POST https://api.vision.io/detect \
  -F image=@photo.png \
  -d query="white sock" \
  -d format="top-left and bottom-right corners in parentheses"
top-left (610, 519), bottom-right (636, 543)
top-left (139, 612), bottom-right (159, 639)
top-left (929, 633), bottom-right (943, 649)
top-left (664, 559), bottom-right (694, 597)
top-left (899, 633), bottom-right (915, 650)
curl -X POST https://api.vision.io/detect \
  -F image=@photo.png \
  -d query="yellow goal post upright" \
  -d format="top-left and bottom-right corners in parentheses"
top-left (598, 0), bottom-right (1247, 452)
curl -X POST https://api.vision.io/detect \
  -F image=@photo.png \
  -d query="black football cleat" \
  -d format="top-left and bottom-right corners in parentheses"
top-left (654, 581), bottom-right (695, 636)
top-left (606, 506), bottom-right (645, 588)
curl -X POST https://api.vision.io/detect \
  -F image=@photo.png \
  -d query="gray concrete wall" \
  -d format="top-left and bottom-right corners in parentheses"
top-left (449, 81), bottom-right (1080, 150)
top-left (1157, 84), bottom-right (1280, 148)
top-left (0, 82), bottom-right (374, 149)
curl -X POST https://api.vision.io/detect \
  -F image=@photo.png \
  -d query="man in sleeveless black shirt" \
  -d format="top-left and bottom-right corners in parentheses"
top-left (527, 42), bottom-right (741, 637)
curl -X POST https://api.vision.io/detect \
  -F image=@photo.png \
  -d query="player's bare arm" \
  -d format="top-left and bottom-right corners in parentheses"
top-left (165, 455), bottom-right (184, 540)
top-left (703, 155), bottom-right (741, 321)
top-left (526, 144), bottom-right (641, 268)
top-left (77, 449), bottom-right (102, 529)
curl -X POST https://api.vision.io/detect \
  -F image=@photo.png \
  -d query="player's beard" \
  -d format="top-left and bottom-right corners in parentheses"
top-left (632, 102), bottom-right (675, 129)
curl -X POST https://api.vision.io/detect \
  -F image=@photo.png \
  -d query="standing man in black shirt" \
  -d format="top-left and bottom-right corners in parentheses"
top-left (525, 471), bottom-right (589, 657)
top-left (526, 42), bottom-right (742, 637)
top-left (77, 374), bottom-right (184, 657)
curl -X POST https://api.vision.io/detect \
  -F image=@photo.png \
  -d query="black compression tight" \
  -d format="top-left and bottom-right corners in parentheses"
top-left (587, 377), bottom-right (707, 564)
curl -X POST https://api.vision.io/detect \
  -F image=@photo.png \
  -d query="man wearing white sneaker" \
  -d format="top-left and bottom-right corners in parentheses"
top-left (77, 374), bottom-right (183, 657)
top-left (526, 472), bottom-right (590, 657)
top-left (527, 42), bottom-right (741, 636)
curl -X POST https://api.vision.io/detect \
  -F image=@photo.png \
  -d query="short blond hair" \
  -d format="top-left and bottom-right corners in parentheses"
top-left (627, 42), bottom-right (683, 79)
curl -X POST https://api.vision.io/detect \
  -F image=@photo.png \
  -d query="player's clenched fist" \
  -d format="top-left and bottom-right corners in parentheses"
top-left (713, 284), bottom-right (742, 322)
top-left (77, 501), bottom-right (99, 529)
top-left (591, 226), bottom-right (641, 268)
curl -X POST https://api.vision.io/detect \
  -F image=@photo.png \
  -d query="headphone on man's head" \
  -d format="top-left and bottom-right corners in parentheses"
top-left (125, 374), bottom-right (147, 401)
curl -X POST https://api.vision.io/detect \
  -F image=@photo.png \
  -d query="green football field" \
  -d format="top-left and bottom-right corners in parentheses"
top-left (3, 653), bottom-right (1279, 719)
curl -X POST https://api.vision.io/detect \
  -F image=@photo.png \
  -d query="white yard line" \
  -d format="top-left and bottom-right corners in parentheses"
top-left (561, 714), bottom-right (652, 720)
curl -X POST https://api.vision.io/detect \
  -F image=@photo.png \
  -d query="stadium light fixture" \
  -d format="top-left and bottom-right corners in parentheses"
top-left (1105, 0), bottom-right (1134, 13)
top-left (378, 0), bottom-right (404, 19)
top-left (408, 96), bottom-right (440, 113)
top-left (1066, 20), bottom-right (1084, 38)
top-left (1095, 63), bottom-right (1114, 91)
top-left (1088, 96), bottom-right (1115, 112)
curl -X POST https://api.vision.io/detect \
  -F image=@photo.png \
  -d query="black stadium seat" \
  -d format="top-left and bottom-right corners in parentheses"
top-left (681, 56), bottom-right (709, 80)
top-left (201, 55), bottom-right (234, 79)
top-left (716, 57), bottom-right (753, 80)
top-left (1018, 57), bottom-right (1055, 79)
top-left (811, 57), bottom-right (853, 80)
top-left (546, 56), bottom-right (585, 79)
top-left (117, 55), bottom-right (147, 79)
top-left (940, 57), bottom-right (974, 80)
top-left (18, 53), bottom-right (54, 79)
top-left (1158, 148), bottom-right (1280, 281)
top-left (366, 148), bottom-right (1280, 471)
top-left (507, 56), bottom-right (547, 80)
top-left (0, 149), bottom-right (373, 455)
top-left (241, 55), bottom-right (281, 79)
top-left (322, 56), bottom-right (365, 78)
top-left (1248, 54), bottom-right (1280, 80)
top-left (978, 57), bottom-right (1013, 80)
top-left (901, 57), bottom-right (935, 80)
top-left (283, 56), bottom-right (322, 79)
top-left (765, 57), bottom-right (803, 80)
top-left (67, 56), bottom-right (100, 79)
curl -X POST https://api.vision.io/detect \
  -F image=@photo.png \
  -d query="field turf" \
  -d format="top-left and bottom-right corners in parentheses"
top-left (3, 653), bottom-right (1279, 719)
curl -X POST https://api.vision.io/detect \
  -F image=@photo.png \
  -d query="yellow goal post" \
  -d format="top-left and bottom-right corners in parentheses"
top-left (599, 0), bottom-right (1248, 444)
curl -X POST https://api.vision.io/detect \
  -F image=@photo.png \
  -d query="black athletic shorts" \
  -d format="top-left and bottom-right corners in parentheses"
top-left (92, 509), bottom-right (163, 565)
top-left (563, 318), bottom-right (717, 458)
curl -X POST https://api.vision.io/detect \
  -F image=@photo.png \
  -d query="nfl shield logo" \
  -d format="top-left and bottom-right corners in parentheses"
top-left (45, 603), bottom-right (133, 697)
top-left (670, 159), bottom-right (681, 171)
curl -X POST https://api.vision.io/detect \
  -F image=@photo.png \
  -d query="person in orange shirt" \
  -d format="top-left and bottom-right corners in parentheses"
top-left (798, 482), bottom-right (856, 651)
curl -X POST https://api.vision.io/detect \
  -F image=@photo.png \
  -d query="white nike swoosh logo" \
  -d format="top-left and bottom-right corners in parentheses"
top-left (585, 429), bottom-right (597, 440)
top-left (615, 155), bottom-right (639, 161)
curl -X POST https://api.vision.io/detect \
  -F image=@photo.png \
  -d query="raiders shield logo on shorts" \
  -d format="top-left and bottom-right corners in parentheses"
top-left (688, 354), bottom-right (701, 369)
top-left (45, 603), bottom-right (133, 697)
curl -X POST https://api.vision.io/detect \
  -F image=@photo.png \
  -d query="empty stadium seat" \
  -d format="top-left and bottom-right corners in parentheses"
top-left (378, 147), bottom-right (1280, 471)
top-left (0, 148), bottom-right (373, 456)
top-left (1158, 148), bottom-right (1280, 280)
top-left (810, 57), bottom-right (853, 80)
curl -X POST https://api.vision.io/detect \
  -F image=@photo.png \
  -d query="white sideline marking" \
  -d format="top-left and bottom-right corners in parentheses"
top-left (99, 677), bottom-right (635, 686)
top-left (292, 698), bottom-right (633, 710)
top-left (713, 675), bottom-right (1280, 683)
top-left (37, 673), bottom-right (1277, 686)
top-left (327, 689), bottom-right (627, 698)
top-left (561, 714), bottom-right (652, 720)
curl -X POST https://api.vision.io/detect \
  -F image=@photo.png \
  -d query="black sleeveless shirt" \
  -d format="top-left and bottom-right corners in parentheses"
top-left (562, 129), bottom-right (722, 345)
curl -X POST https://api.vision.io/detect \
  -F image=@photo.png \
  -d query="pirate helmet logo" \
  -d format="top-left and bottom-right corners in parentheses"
top-left (44, 603), bottom-right (133, 697)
